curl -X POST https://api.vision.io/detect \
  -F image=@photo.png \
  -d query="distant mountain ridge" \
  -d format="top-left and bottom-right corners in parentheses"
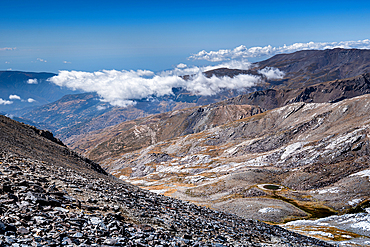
top-left (70, 72), bottom-right (370, 164)
top-left (69, 104), bottom-right (264, 162)
top-left (215, 73), bottom-right (370, 110)
top-left (256, 48), bottom-right (370, 87)
top-left (5, 48), bottom-right (370, 143)
top-left (0, 71), bottom-right (80, 112)
top-left (19, 87), bottom-right (262, 140)
top-left (204, 48), bottom-right (370, 89)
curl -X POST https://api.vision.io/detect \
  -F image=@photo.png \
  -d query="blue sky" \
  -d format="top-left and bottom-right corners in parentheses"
top-left (1, 0), bottom-right (370, 73)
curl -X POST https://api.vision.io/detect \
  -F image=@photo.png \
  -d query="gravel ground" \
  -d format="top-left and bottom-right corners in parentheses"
top-left (0, 151), bottom-right (333, 246)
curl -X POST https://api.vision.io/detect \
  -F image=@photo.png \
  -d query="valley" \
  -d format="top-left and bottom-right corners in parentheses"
top-left (0, 114), bottom-right (332, 246)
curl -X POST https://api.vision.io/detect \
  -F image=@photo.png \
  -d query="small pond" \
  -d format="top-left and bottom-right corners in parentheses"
top-left (263, 184), bottom-right (281, 190)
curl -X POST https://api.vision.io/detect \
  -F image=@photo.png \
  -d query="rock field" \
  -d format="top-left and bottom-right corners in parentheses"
top-left (0, 149), bottom-right (334, 246)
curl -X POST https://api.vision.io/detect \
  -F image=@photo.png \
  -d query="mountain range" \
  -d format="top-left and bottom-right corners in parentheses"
top-left (0, 71), bottom-right (80, 113)
top-left (69, 72), bottom-right (370, 162)
top-left (4, 48), bottom-right (370, 143)
top-left (2, 48), bottom-right (370, 245)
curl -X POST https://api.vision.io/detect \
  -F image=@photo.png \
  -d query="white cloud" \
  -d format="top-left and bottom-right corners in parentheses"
top-left (63, 61), bottom-right (71, 64)
top-left (189, 39), bottom-right (370, 62)
top-left (48, 62), bottom-right (264, 107)
top-left (9, 95), bottom-right (21, 100)
top-left (96, 105), bottom-right (108, 110)
top-left (0, 98), bottom-right (13, 105)
top-left (27, 79), bottom-right (38, 84)
top-left (258, 67), bottom-right (285, 80)
top-left (0, 47), bottom-right (16, 51)
top-left (177, 63), bottom-right (187, 68)
top-left (160, 60), bottom-right (252, 78)
top-left (5, 61), bottom-right (10, 64)
top-left (37, 58), bottom-right (47, 63)
top-left (27, 98), bottom-right (36, 103)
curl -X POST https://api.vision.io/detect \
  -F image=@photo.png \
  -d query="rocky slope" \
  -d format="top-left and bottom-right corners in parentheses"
top-left (0, 115), bottom-right (105, 175)
top-left (72, 73), bottom-right (370, 165)
top-left (105, 94), bottom-right (370, 244)
top-left (215, 73), bottom-right (370, 110)
top-left (19, 88), bottom-right (262, 141)
top-left (69, 104), bottom-right (264, 163)
top-left (0, 116), bottom-right (332, 246)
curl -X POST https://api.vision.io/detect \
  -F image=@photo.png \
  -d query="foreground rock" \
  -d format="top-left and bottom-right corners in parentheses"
top-left (0, 151), bottom-right (332, 246)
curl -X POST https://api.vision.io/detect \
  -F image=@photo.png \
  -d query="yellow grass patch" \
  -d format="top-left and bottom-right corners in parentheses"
top-left (111, 167), bottom-right (132, 178)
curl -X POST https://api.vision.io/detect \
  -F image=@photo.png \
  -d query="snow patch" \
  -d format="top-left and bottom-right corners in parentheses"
top-left (348, 198), bottom-right (363, 206)
top-left (259, 207), bottom-right (281, 214)
top-left (284, 207), bottom-right (370, 244)
top-left (314, 187), bottom-right (340, 194)
top-left (156, 165), bottom-right (183, 173)
top-left (281, 142), bottom-right (305, 160)
top-left (307, 231), bottom-right (334, 238)
top-left (342, 105), bottom-right (348, 113)
top-left (150, 189), bottom-right (169, 194)
top-left (350, 169), bottom-right (370, 179)
top-left (351, 221), bottom-right (370, 231)
top-left (325, 129), bottom-right (364, 150)
top-left (130, 180), bottom-right (148, 185)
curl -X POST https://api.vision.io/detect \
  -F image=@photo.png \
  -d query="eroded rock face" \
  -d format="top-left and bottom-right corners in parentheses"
top-left (0, 151), bottom-right (331, 246)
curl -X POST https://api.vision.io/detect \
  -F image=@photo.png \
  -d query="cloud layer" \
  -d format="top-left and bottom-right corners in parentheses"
top-left (258, 67), bottom-right (285, 80)
top-left (49, 62), bottom-right (266, 107)
top-left (189, 39), bottom-right (370, 62)
top-left (9, 95), bottom-right (21, 100)
top-left (0, 98), bottom-right (13, 105)
top-left (0, 47), bottom-right (16, 51)
top-left (37, 58), bottom-right (47, 63)
top-left (27, 79), bottom-right (38, 84)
